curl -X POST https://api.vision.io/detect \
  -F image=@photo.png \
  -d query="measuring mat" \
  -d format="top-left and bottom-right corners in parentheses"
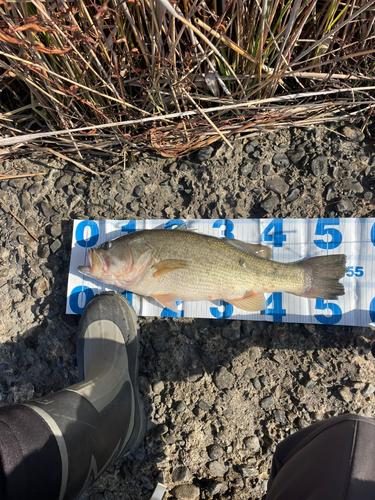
top-left (67, 218), bottom-right (375, 327)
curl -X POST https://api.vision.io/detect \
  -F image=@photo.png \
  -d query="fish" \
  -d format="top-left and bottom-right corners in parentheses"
top-left (77, 227), bottom-right (347, 312)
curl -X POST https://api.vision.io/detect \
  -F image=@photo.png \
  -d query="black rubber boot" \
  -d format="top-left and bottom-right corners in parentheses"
top-left (25, 292), bottom-right (146, 500)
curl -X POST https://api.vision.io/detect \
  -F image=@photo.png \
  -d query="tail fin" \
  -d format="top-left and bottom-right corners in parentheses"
top-left (296, 254), bottom-right (347, 299)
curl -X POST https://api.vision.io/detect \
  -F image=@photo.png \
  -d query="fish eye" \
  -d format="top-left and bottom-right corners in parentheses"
top-left (102, 241), bottom-right (112, 251)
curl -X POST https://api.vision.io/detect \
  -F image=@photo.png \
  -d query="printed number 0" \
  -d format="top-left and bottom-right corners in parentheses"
top-left (69, 286), bottom-right (94, 314)
top-left (371, 223), bottom-right (375, 247)
top-left (75, 221), bottom-right (99, 248)
top-left (314, 219), bottom-right (342, 250)
top-left (315, 299), bottom-right (342, 325)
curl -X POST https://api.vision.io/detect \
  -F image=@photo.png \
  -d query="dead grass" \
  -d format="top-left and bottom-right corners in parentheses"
top-left (0, 0), bottom-right (374, 159)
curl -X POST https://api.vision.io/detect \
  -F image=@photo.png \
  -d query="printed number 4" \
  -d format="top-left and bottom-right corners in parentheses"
top-left (261, 293), bottom-right (286, 322)
top-left (346, 266), bottom-right (364, 277)
top-left (261, 220), bottom-right (286, 248)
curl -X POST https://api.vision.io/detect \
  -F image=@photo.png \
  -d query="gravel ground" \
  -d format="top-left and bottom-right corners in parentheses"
top-left (1, 121), bottom-right (375, 500)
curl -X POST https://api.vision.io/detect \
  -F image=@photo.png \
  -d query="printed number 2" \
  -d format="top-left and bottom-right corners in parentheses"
top-left (261, 220), bottom-right (286, 248)
top-left (346, 266), bottom-right (364, 277)
top-left (161, 301), bottom-right (184, 317)
top-left (315, 299), bottom-right (342, 325)
top-left (314, 219), bottom-right (342, 250)
top-left (261, 293), bottom-right (286, 322)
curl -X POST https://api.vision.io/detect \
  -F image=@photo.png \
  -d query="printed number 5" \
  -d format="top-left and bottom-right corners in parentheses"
top-left (314, 219), bottom-right (342, 250)
top-left (346, 266), bottom-right (364, 277)
top-left (315, 299), bottom-right (342, 325)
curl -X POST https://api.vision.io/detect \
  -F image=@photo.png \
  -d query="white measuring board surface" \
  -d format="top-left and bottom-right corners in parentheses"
top-left (67, 218), bottom-right (375, 327)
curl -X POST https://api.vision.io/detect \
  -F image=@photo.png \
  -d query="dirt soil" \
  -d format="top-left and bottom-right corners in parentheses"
top-left (1, 121), bottom-right (375, 500)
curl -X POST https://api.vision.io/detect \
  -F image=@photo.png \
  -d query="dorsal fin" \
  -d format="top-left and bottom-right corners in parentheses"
top-left (224, 238), bottom-right (272, 259)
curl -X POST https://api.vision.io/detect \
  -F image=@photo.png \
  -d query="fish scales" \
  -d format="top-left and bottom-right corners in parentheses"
top-left (131, 230), bottom-right (306, 299)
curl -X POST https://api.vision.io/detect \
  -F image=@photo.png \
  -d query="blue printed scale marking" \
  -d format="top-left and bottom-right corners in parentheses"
top-left (67, 218), bottom-right (375, 326)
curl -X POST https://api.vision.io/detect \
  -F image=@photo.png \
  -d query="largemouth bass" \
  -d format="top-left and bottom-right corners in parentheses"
top-left (77, 228), bottom-right (346, 312)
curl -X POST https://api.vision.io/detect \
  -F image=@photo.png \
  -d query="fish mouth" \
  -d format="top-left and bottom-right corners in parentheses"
top-left (77, 249), bottom-right (101, 277)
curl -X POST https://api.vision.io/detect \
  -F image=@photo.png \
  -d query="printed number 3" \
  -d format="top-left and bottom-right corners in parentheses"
top-left (314, 219), bottom-right (342, 250)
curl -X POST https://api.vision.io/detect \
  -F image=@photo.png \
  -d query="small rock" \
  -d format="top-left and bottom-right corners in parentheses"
top-left (273, 409), bottom-right (287, 424)
top-left (196, 146), bottom-right (214, 162)
top-left (336, 199), bottom-right (354, 213)
top-left (285, 188), bottom-right (300, 203)
top-left (311, 155), bottom-right (328, 177)
top-left (208, 460), bottom-right (228, 477)
top-left (222, 321), bottom-right (241, 341)
top-left (265, 176), bottom-right (289, 195)
top-left (244, 143), bottom-right (254, 154)
top-left (272, 153), bottom-right (289, 168)
top-left (207, 444), bottom-right (224, 460)
top-left (244, 436), bottom-right (260, 454)
top-left (260, 396), bottom-right (275, 410)
top-left (38, 244), bottom-right (50, 259)
top-left (239, 466), bottom-right (258, 478)
top-left (362, 383), bottom-right (375, 396)
top-left (55, 174), bottom-right (72, 189)
top-left (141, 476), bottom-right (154, 490)
top-left (115, 193), bottom-right (123, 203)
top-left (288, 148), bottom-right (305, 165)
top-left (32, 277), bottom-right (49, 299)
top-left (172, 466), bottom-right (192, 483)
top-left (50, 224), bottom-right (61, 238)
top-left (341, 179), bottom-right (363, 193)
top-left (40, 201), bottom-right (56, 218)
top-left (50, 239), bottom-right (62, 253)
top-left (171, 484), bottom-right (200, 500)
top-left (342, 125), bottom-right (365, 142)
top-left (176, 401), bottom-right (186, 412)
top-left (20, 192), bottom-right (32, 211)
top-left (213, 366), bottom-right (235, 390)
top-left (134, 185), bottom-right (145, 197)
top-left (240, 163), bottom-right (252, 177)
top-left (261, 195), bottom-right (279, 213)
top-left (153, 381), bottom-right (164, 394)
top-left (339, 386), bottom-right (352, 403)
top-left (129, 200), bottom-right (139, 212)
top-left (364, 191), bottom-right (373, 200)
top-left (251, 377), bottom-right (262, 390)
top-left (207, 482), bottom-right (223, 495)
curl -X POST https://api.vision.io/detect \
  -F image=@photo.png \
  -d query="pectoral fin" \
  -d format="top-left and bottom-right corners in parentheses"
top-left (224, 239), bottom-right (272, 259)
top-left (226, 292), bottom-right (266, 311)
top-left (153, 293), bottom-right (180, 312)
top-left (152, 259), bottom-right (189, 278)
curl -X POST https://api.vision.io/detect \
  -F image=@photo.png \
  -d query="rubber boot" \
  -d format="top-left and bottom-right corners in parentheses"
top-left (24, 292), bottom-right (146, 500)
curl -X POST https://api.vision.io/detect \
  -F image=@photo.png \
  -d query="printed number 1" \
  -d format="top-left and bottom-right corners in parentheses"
top-left (261, 220), bottom-right (286, 248)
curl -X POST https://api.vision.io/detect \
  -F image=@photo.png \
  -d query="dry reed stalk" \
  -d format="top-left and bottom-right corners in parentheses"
top-left (0, 0), bottom-right (374, 157)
